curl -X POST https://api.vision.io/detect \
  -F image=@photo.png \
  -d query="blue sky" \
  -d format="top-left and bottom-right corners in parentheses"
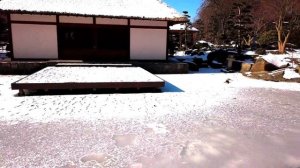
top-left (163, 0), bottom-right (203, 21)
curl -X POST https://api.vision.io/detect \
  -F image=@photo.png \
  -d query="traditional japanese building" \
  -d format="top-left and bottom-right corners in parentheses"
top-left (169, 23), bottom-right (199, 50)
top-left (0, 0), bottom-right (187, 61)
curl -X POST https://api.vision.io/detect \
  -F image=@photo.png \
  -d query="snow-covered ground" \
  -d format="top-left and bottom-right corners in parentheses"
top-left (0, 71), bottom-right (300, 167)
top-left (15, 66), bottom-right (164, 83)
top-left (261, 50), bottom-right (300, 68)
top-left (1, 70), bottom-right (300, 127)
top-left (172, 51), bottom-right (210, 62)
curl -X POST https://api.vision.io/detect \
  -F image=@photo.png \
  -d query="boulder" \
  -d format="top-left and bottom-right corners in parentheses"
top-left (183, 61), bottom-right (199, 71)
top-left (250, 58), bottom-right (278, 72)
top-left (207, 49), bottom-right (229, 65)
top-left (240, 63), bottom-right (252, 73)
top-left (296, 66), bottom-right (300, 74)
top-left (193, 58), bottom-right (203, 67)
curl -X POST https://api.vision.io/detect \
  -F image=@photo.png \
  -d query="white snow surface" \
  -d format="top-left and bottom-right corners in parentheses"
top-left (262, 54), bottom-right (291, 68)
top-left (1, 70), bottom-right (300, 123)
top-left (0, 0), bottom-right (184, 20)
top-left (261, 51), bottom-right (300, 68)
top-left (173, 51), bottom-right (186, 56)
top-left (196, 40), bottom-right (215, 47)
top-left (243, 51), bottom-right (257, 56)
top-left (15, 66), bottom-right (164, 83)
top-left (283, 69), bottom-right (300, 79)
top-left (172, 51), bottom-right (209, 61)
top-left (169, 23), bottom-right (199, 31)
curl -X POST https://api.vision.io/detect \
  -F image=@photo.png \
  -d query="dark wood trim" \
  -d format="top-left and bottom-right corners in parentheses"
top-left (7, 13), bottom-right (14, 60)
top-left (58, 22), bottom-right (93, 26)
top-left (128, 18), bottom-right (131, 60)
top-left (56, 15), bottom-right (60, 23)
top-left (57, 23), bottom-right (124, 27)
top-left (11, 81), bottom-right (165, 90)
top-left (166, 22), bottom-right (170, 61)
top-left (10, 20), bottom-right (57, 25)
top-left (130, 25), bottom-right (167, 29)
top-left (93, 16), bottom-right (96, 25)
top-left (95, 23), bottom-right (130, 26)
top-left (9, 58), bottom-right (56, 61)
top-left (9, 21), bottom-right (167, 29)
top-left (92, 17), bottom-right (97, 52)
top-left (10, 20), bottom-right (167, 29)
top-left (56, 15), bottom-right (61, 59)
top-left (93, 25), bottom-right (97, 50)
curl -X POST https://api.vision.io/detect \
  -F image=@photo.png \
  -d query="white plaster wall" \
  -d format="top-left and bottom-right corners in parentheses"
top-left (59, 16), bottom-right (93, 24)
top-left (96, 18), bottom-right (128, 25)
top-left (130, 28), bottom-right (167, 60)
top-left (130, 20), bottom-right (167, 27)
top-left (11, 14), bottom-right (56, 22)
top-left (12, 24), bottom-right (58, 59)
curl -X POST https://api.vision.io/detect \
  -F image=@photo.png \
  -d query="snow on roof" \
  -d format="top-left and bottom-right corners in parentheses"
top-left (0, 0), bottom-right (187, 21)
top-left (196, 40), bottom-right (214, 47)
top-left (169, 23), bottom-right (199, 31)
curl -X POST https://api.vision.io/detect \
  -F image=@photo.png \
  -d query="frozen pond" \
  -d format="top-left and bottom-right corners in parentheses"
top-left (0, 71), bottom-right (300, 167)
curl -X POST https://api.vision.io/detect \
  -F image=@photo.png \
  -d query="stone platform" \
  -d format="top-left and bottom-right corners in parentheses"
top-left (11, 66), bottom-right (165, 95)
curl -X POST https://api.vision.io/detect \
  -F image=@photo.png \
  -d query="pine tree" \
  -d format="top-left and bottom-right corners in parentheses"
top-left (226, 1), bottom-right (253, 54)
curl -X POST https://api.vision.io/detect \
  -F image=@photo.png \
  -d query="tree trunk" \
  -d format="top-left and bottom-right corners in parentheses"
top-left (277, 31), bottom-right (290, 54)
top-left (278, 42), bottom-right (285, 54)
top-left (275, 14), bottom-right (292, 54)
top-left (243, 35), bottom-right (253, 47)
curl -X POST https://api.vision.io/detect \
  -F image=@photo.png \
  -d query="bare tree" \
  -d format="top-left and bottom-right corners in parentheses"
top-left (197, 0), bottom-right (300, 51)
top-left (263, 0), bottom-right (300, 53)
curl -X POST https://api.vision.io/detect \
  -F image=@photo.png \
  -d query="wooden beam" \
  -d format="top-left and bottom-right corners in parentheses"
top-left (11, 81), bottom-right (165, 90)
top-left (7, 13), bottom-right (14, 59)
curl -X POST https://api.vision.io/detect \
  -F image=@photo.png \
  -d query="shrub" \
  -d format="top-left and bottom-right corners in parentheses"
top-left (255, 48), bottom-right (266, 55)
top-left (257, 30), bottom-right (277, 46)
top-left (207, 49), bottom-right (229, 65)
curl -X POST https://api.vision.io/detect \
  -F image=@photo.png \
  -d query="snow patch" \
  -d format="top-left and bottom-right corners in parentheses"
top-left (283, 69), bottom-right (300, 79)
top-left (243, 51), bottom-right (256, 56)
top-left (173, 51), bottom-right (186, 57)
top-left (169, 24), bottom-right (198, 31)
top-left (262, 54), bottom-right (290, 68)
top-left (196, 40), bottom-right (215, 47)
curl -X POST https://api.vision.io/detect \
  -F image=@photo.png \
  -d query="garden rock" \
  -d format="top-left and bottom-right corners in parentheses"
top-left (296, 66), bottom-right (300, 74)
top-left (193, 58), bottom-right (203, 67)
top-left (250, 58), bottom-right (278, 72)
top-left (240, 63), bottom-right (252, 73)
top-left (183, 61), bottom-right (199, 71)
top-left (207, 49), bottom-right (229, 65)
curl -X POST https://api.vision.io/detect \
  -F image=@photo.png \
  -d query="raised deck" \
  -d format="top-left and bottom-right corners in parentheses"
top-left (11, 66), bottom-right (165, 95)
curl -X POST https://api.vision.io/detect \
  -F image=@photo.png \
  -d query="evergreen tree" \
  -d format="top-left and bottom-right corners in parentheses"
top-left (226, 1), bottom-right (253, 53)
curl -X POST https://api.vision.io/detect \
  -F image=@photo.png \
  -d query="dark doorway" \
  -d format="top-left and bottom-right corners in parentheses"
top-left (58, 25), bottom-right (129, 61)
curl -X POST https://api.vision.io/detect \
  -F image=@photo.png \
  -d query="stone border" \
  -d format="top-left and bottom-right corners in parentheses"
top-left (0, 61), bottom-right (189, 75)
